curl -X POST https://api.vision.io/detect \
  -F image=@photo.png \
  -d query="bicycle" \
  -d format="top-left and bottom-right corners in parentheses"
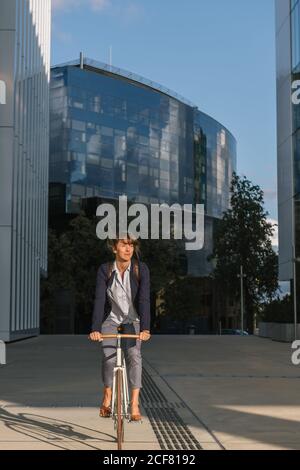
top-left (100, 331), bottom-right (142, 451)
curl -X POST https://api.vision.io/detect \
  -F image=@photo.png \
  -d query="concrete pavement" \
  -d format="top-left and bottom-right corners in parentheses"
top-left (0, 335), bottom-right (300, 450)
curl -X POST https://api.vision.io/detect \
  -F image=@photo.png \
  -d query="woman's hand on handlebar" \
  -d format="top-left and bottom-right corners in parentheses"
top-left (89, 331), bottom-right (103, 342)
top-left (139, 330), bottom-right (151, 341)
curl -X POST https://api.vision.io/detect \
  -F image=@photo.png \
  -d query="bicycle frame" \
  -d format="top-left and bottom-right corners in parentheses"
top-left (111, 335), bottom-right (130, 423)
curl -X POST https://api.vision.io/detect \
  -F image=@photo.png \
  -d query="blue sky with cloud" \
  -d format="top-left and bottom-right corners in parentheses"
top-left (51, 0), bottom-right (278, 225)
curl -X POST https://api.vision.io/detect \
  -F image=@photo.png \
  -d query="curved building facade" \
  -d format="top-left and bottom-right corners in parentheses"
top-left (50, 57), bottom-right (236, 277)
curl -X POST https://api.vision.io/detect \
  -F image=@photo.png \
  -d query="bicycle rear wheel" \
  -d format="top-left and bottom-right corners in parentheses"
top-left (116, 368), bottom-right (124, 450)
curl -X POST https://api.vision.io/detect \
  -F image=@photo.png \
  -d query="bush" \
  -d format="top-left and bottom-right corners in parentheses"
top-left (260, 295), bottom-right (293, 323)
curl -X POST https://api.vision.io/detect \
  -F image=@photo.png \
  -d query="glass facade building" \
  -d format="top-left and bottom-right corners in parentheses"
top-left (291, 0), bottom-right (300, 289)
top-left (276, 0), bottom-right (300, 303)
top-left (0, 0), bottom-right (51, 341)
top-left (50, 57), bottom-right (236, 277)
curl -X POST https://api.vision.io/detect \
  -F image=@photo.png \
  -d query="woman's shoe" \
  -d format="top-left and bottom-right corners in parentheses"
top-left (99, 404), bottom-right (111, 418)
top-left (130, 402), bottom-right (142, 421)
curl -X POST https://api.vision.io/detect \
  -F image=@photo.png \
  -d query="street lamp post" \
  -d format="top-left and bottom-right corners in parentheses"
top-left (292, 245), bottom-right (298, 341)
top-left (292, 243), bottom-right (300, 341)
top-left (237, 265), bottom-right (246, 335)
top-left (211, 256), bottom-right (220, 334)
top-left (292, 191), bottom-right (300, 341)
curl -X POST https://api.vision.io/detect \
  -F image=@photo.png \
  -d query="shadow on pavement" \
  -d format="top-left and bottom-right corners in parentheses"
top-left (0, 407), bottom-right (115, 450)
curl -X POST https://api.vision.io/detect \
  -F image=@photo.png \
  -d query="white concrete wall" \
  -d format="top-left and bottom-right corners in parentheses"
top-left (259, 321), bottom-right (300, 342)
top-left (0, 0), bottom-right (51, 341)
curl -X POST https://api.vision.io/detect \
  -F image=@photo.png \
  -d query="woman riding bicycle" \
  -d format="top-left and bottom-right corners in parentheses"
top-left (89, 234), bottom-right (151, 421)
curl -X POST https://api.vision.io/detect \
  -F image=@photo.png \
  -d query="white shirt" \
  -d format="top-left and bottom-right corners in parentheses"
top-left (107, 261), bottom-right (140, 325)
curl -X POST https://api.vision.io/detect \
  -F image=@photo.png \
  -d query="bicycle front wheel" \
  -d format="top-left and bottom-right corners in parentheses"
top-left (116, 368), bottom-right (124, 450)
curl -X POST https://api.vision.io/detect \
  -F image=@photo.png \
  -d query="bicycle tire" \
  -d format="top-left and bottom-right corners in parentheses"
top-left (116, 368), bottom-right (124, 450)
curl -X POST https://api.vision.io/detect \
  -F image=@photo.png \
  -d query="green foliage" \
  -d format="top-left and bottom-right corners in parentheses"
top-left (259, 295), bottom-right (293, 324)
top-left (209, 173), bottom-right (279, 331)
top-left (162, 276), bottom-right (206, 322)
top-left (140, 238), bottom-right (185, 293)
top-left (41, 212), bottom-right (110, 332)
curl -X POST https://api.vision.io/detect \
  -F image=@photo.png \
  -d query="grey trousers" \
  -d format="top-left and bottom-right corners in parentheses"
top-left (100, 317), bottom-right (142, 390)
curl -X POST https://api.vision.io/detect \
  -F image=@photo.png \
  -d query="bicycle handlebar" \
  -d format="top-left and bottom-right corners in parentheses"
top-left (101, 334), bottom-right (140, 339)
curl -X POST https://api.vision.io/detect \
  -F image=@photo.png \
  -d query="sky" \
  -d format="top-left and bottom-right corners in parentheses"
top-left (51, 0), bottom-right (278, 225)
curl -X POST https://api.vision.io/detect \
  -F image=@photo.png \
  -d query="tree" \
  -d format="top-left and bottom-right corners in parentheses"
top-left (209, 173), bottom-right (278, 333)
top-left (139, 238), bottom-right (185, 330)
top-left (41, 212), bottom-right (110, 333)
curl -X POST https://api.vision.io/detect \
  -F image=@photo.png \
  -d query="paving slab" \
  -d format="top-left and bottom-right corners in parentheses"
top-left (1, 335), bottom-right (300, 450)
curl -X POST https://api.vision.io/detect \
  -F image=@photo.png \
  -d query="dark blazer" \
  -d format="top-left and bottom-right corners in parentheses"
top-left (91, 261), bottom-right (151, 333)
